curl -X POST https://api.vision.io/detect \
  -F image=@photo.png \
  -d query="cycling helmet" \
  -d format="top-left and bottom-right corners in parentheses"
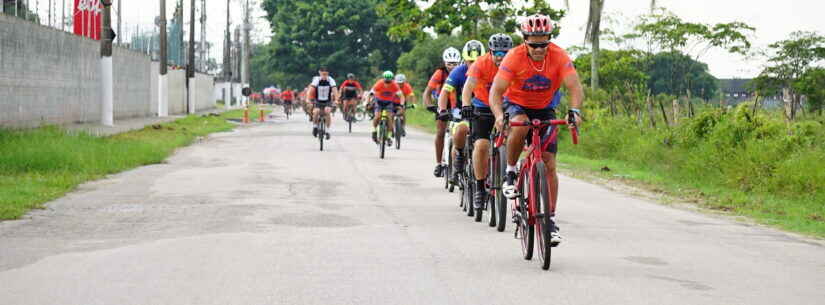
top-left (520, 14), bottom-right (553, 36)
top-left (462, 40), bottom-right (486, 61)
top-left (488, 33), bottom-right (514, 51)
top-left (382, 71), bottom-right (394, 80)
top-left (442, 47), bottom-right (461, 63)
top-left (395, 74), bottom-right (407, 83)
top-left (347, 73), bottom-right (355, 79)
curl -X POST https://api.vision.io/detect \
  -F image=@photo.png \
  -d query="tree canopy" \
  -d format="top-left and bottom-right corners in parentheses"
top-left (253, 0), bottom-right (412, 89)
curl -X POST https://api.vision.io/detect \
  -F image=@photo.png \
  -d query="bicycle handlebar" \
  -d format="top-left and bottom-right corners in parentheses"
top-left (509, 117), bottom-right (579, 145)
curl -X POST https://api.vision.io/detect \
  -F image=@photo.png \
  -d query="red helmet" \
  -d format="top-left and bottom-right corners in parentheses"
top-left (520, 14), bottom-right (553, 36)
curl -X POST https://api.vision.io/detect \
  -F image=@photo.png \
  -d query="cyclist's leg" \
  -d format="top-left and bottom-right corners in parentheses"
top-left (312, 103), bottom-right (321, 124)
top-left (324, 106), bottom-right (333, 128)
top-left (387, 108), bottom-right (396, 134)
top-left (435, 120), bottom-right (447, 164)
top-left (472, 114), bottom-right (494, 180)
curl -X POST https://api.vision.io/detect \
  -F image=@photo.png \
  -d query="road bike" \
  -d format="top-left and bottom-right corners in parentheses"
top-left (316, 114), bottom-right (327, 151)
top-left (284, 102), bottom-right (292, 120)
top-left (510, 112), bottom-right (578, 270)
top-left (377, 109), bottom-right (391, 159)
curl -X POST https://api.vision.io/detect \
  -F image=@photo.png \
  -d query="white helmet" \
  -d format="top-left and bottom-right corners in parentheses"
top-left (395, 74), bottom-right (407, 83)
top-left (442, 47), bottom-right (461, 64)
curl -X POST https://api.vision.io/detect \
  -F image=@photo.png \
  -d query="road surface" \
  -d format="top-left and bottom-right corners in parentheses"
top-left (1, 110), bottom-right (824, 305)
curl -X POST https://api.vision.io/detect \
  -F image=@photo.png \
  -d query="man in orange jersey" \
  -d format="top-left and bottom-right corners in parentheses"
top-left (490, 15), bottom-right (584, 246)
top-left (393, 74), bottom-right (415, 137)
top-left (371, 71), bottom-right (406, 145)
top-left (460, 33), bottom-right (514, 209)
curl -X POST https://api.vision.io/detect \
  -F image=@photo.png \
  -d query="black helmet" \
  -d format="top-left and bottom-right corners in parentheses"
top-left (488, 33), bottom-right (514, 52)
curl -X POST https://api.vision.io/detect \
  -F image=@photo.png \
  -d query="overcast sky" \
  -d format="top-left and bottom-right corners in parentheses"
top-left (34, 0), bottom-right (822, 78)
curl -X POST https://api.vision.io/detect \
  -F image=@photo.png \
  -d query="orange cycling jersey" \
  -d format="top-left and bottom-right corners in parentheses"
top-left (497, 43), bottom-right (576, 109)
top-left (467, 53), bottom-right (498, 106)
top-left (281, 90), bottom-right (294, 101)
top-left (371, 80), bottom-right (401, 102)
top-left (393, 83), bottom-right (414, 104)
top-left (427, 68), bottom-right (457, 108)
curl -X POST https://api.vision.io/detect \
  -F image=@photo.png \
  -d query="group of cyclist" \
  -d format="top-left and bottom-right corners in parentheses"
top-left (296, 14), bottom-right (584, 245)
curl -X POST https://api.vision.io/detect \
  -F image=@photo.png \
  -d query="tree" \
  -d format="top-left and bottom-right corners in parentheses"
top-left (2, 1), bottom-right (40, 23)
top-left (396, 35), bottom-right (466, 91)
top-left (635, 10), bottom-right (754, 62)
top-left (574, 49), bottom-right (648, 92)
top-left (258, 0), bottom-right (412, 89)
top-left (793, 67), bottom-right (825, 115)
top-left (585, 0), bottom-right (604, 90)
top-left (379, 0), bottom-right (565, 42)
top-left (758, 31), bottom-right (825, 119)
top-left (646, 51), bottom-right (717, 99)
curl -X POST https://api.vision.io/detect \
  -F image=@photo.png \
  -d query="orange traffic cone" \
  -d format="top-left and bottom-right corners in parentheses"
top-left (259, 109), bottom-right (265, 122)
top-left (243, 107), bottom-right (250, 124)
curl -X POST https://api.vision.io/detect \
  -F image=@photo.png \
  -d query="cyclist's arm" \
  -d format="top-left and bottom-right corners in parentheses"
top-left (462, 77), bottom-right (478, 108)
top-left (423, 87), bottom-right (435, 107)
top-left (490, 75), bottom-right (511, 121)
top-left (438, 85), bottom-right (454, 111)
top-left (396, 91), bottom-right (406, 105)
top-left (563, 72), bottom-right (584, 110)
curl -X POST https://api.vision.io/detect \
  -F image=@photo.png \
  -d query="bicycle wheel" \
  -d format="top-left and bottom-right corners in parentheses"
top-left (465, 171), bottom-right (475, 218)
top-left (518, 170), bottom-right (534, 260)
top-left (534, 165), bottom-right (553, 270)
top-left (318, 119), bottom-right (325, 151)
top-left (496, 146), bottom-right (508, 232)
top-left (395, 116), bottom-right (402, 150)
top-left (487, 145), bottom-right (499, 228)
top-left (379, 120), bottom-right (387, 159)
top-left (347, 112), bottom-right (353, 133)
top-left (446, 139), bottom-right (455, 193)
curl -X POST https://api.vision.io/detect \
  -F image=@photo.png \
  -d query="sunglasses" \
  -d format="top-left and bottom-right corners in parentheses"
top-left (493, 50), bottom-right (508, 57)
top-left (446, 62), bottom-right (459, 66)
top-left (526, 41), bottom-right (551, 49)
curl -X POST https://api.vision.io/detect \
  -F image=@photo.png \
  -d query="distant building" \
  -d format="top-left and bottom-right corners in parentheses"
top-left (717, 78), bottom-right (782, 108)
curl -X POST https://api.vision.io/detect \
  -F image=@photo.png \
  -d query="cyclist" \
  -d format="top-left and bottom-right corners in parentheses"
top-left (310, 67), bottom-right (338, 139)
top-left (282, 88), bottom-right (295, 112)
top-left (438, 40), bottom-right (487, 184)
top-left (424, 47), bottom-right (461, 177)
top-left (461, 33), bottom-right (514, 209)
top-left (393, 74), bottom-right (415, 136)
top-left (490, 14), bottom-right (584, 245)
top-left (301, 85), bottom-right (313, 120)
top-left (371, 71), bottom-right (406, 145)
top-left (339, 73), bottom-right (364, 121)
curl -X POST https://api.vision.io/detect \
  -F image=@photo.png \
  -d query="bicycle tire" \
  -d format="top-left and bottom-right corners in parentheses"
top-left (496, 146), bottom-right (508, 232)
top-left (379, 120), bottom-right (386, 159)
top-left (465, 172), bottom-right (475, 217)
top-left (447, 140), bottom-right (455, 193)
top-left (487, 145), bottom-right (499, 228)
top-left (319, 118), bottom-right (325, 152)
top-left (534, 165), bottom-right (553, 270)
top-left (518, 170), bottom-right (534, 260)
top-left (348, 113), bottom-right (353, 133)
top-left (395, 116), bottom-right (402, 150)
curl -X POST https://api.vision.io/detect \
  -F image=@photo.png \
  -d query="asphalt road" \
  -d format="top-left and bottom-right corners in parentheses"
top-left (1, 110), bottom-right (824, 305)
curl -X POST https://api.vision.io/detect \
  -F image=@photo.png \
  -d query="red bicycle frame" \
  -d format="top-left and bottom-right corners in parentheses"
top-left (509, 119), bottom-right (578, 224)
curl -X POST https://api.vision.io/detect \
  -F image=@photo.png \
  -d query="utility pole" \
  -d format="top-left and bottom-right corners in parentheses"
top-left (101, 0), bottom-right (114, 126)
top-left (116, 0), bottom-right (121, 44)
top-left (62, 0), bottom-right (65, 31)
top-left (159, 0), bottom-right (169, 117)
top-left (187, 0), bottom-right (196, 114)
top-left (48, 0), bottom-right (52, 27)
top-left (242, 0), bottom-right (251, 106)
top-left (224, 0), bottom-right (232, 108)
top-left (200, 0), bottom-right (206, 72)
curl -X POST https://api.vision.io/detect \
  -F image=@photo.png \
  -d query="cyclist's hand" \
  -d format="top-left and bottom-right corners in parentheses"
top-left (460, 106), bottom-right (474, 121)
top-left (437, 110), bottom-right (452, 122)
top-left (494, 117), bottom-right (503, 132)
top-left (426, 105), bottom-right (438, 114)
top-left (568, 110), bottom-right (582, 126)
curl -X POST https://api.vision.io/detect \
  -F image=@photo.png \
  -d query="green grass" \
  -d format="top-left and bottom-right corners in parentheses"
top-left (405, 105), bottom-right (438, 133)
top-left (0, 109), bottom-right (250, 220)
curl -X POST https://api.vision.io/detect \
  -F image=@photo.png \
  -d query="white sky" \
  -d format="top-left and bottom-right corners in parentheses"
top-left (31, 0), bottom-right (824, 78)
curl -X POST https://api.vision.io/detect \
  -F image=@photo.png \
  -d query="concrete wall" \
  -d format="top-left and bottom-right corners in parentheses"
top-left (0, 14), bottom-right (216, 128)
top-left (194, 74), bottom-right (215, 112)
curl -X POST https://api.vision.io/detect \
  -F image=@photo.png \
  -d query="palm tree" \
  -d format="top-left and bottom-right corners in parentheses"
top-left (585, 0), bottom-right (604, 90)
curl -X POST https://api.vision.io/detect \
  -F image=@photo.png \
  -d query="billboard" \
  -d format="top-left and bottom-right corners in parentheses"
top-left (73, 0), bottom-right (102, 40)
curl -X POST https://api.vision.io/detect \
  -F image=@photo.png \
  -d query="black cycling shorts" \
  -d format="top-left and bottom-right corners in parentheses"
top-left (314, 101), bottom-right (332, 108)
top-left (472, 107), bottom-right (495, 141)
top-left (343, 88), bottom-right (358, 99)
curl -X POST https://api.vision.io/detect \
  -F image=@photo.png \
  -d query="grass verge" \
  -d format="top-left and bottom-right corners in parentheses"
top-left (0, 108), bottom-right (256, 220)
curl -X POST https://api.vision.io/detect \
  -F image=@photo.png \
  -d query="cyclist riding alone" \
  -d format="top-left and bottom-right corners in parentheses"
top-left (281, 87), bottom-right (295, 109)
top-left (339, 73), bottom-right (364, 121)
top-left (393, 73), bottom-right (415, 136)
top-left (490, 14), bottom-right (585, 246)
top-left (310, 67), bottom-right (339, 140)
top-left (425, 47), bottom-right (461, 178)
top-left (371, 71), bottom-right (406, 145)
top-left (438, 40), bottom-right (486, 184)
top-left (460, 33), bottom-right (514, 210)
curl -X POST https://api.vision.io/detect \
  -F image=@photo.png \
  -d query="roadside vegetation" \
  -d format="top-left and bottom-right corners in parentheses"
top-left (0, 108), bottom-right (266, 220)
